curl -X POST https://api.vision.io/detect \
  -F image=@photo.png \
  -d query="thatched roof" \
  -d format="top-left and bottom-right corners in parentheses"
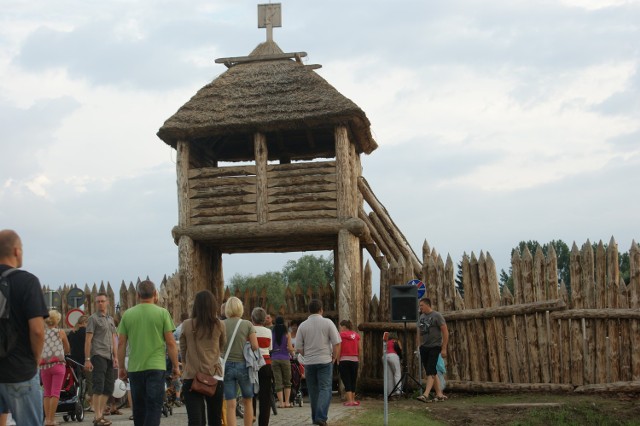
top-left (157, 41), bottom-right (377, 161)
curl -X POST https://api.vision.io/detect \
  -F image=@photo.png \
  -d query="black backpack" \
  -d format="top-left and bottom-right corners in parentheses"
top-left (0, 268), bottom-right (18, 358)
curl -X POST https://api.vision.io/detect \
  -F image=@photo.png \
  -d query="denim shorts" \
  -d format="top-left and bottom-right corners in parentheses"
top-left (223, 361), bottom-right (253, 400)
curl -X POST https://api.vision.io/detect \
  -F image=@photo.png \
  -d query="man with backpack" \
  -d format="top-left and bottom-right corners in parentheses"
top-left (0, 230), bottom-right (49, 425)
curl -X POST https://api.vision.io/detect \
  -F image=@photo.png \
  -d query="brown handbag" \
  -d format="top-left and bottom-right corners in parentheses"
top-left (191, 372), bottom-right (217, 397)
top-left (188, 319), bottom-right (221, 397)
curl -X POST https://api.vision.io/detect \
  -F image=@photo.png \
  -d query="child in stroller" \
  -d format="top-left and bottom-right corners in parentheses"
top-left (288, 355), bottom-right (305, 407)
top-left (58, 357), bottom-right (85, 422)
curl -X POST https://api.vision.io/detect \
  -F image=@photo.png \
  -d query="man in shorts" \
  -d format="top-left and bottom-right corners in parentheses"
top-left (416, 297), bottom-right (448, 403)
top-left (85, 292), bottom-right (118, 425)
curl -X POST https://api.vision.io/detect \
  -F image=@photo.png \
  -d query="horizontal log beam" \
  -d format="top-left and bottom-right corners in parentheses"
top-left (172, 218), bottom-right (367, 244)
top-left (189, 184), bottom-right (257, 199)
top-left (190, 214), bottom-right (257, 226)
top-left (266, 160), bottom-right (335, 172)
top-left (191, 194), bottom-right (257, 208)
top-left (574, 381), bottom-right (640, 393)
top-left (268, 183), bottom-right (336, 196)
top-left (188, 165), bottom-right (256, 179)
top-left (268, 201), bottom-right (337, 213)
top-left (268, 210), bottom-right (337, 221)
top-left (268, 191), bottom-right (336, 205)
top-left (446, 381), bottom-right (574, 393)
top-left (192, 204), bottom-right (256, 217)
top-left (267, 165), bottom-right (335, 179)
top-left (191, 176), bottom-right (257, 188)
top-left (268, 174), bottom-right (336, 188)
top-left (550, 308), bottom-right (640, 320)
top-left (443, 299), bottom-right (567, 320)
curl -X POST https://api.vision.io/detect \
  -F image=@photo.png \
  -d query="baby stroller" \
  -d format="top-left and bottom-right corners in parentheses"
top-left (161, 370), bottom-right (175, 417)
top-left (289, 356), bottom-right (304, 407)
top-left (59, 357), bottom-right (85, 422)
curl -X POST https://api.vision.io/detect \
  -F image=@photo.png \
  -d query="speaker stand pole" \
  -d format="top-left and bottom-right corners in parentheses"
top-left (388, 321), bottom-right (423, 397)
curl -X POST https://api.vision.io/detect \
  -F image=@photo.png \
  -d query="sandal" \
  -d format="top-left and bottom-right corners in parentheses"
top-left (416, 394), bottom-right (429, 403)
top-left (435, 395), bottom-right (448, 401)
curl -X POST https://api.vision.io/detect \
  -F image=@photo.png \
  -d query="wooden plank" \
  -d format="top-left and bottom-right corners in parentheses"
top-left (505, 314), bottom-right (521, 382)
top-left (255, 132), bottom-right (268, 224)
top-left (192, 204), bottom-right (256, 217)
top-left (619, 281), bottom-right (632, 381)
top-left (533, 247), bottom-right (550, 384)
top-left (359, 207), bottom-right (395, 263)
top-left (478, 252), bottom-right (500, 382)
top-left (191, 175), bottom-right (257, 188)
top-left (336, 126), bottom-right (352, 220)
top-left (177, 141), bottom-right (191, 227)
top-left (446, 381), bottom-right (574, 393)
top-left (188, 164), bottom-right (256, 179)
top-left (268, 210), bottom-right (337, 221)
top-left (189, 184), bottom-right (257, 199)
top-left (268, 174), bottom-right (336, 188)
top-left (266, 164), bottom-right (336, 179)
top-left (266, 160), bottom-right (336, 172)
top-left (595, 240), bottom-right (607, 383)
top-left (549, 313), bottom-right (561, 384)
top-left (190, 214), bottom-right (257, 226)
top-left (268, 191), bottom-right (336, 204)
top-left (581, 242), bottom-right (595, 385)
top-left (470, 253), bottom-right (489, 382)
top-left (191, 194), bottom-right (257, 208)
top-left (574, 381), bottom-right (640, 393)
top-left (522, 247), bottom-right (541, 383)
top-left (630, 241), bottom-right (640, 380)
top-left (607, 237), bottom-right (620, 382)
top-left (268, 200), bottom-right (337, 213)
top-left (568, 243), bottom-right (584, 386)
top-left (267, 182), bottom-right (336, 196)
top-left (550, 308), bottom-right (640, 320)
top-left (358, 177), bottom-right (421, 276)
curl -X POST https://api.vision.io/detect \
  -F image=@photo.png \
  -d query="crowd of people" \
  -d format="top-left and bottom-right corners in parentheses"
top-left (0, 228), bottom-right (450, 426)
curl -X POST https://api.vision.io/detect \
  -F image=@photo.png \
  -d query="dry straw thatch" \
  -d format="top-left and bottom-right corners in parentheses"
top-left (157, 40), bottom-right (377, 160)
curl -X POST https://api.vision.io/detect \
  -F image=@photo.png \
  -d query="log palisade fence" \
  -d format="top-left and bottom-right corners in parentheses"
top-left (360, 237), bottom-right (640, 393)
top-left (44, 274), bottom-right (335, 327)
top-left (47, 237), bottom-right (639, 395)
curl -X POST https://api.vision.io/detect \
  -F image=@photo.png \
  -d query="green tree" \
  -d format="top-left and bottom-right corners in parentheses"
top-left (282, 254), bottom-right (334, 293)
top-left (499, 240), bottom-right (570, 296)
top-left (228, 271), bottom-right (286, 311)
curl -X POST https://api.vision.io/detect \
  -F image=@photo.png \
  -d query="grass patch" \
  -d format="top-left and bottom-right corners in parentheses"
top-left (336, 406), bottom-right (444, 426)
top-left (511, 402), bottom-right (640, 426)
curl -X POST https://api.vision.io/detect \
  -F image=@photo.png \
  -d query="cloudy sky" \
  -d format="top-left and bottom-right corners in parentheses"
top-left (1, 0), bottom-right (639, 294)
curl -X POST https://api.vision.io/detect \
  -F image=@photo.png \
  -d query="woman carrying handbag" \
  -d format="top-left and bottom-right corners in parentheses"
top-left (180, 290), bottom-right (226, 426)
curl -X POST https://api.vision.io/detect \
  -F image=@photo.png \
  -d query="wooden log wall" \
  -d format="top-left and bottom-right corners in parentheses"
top-left (187, 161), bottom-right (338, 226)
top-left (359, 238), bottom-right (640, 393)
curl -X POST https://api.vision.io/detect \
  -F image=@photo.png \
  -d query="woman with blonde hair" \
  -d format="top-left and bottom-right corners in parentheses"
top-left (41, 309), bottom-right (70, 426)
top-left (223, 297), bottom-right (258, 426)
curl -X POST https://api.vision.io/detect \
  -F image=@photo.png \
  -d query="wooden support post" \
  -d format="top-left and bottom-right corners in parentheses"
top-left (335, 126), bottom-right (352, 220)
top-left (254, 132), bottom-right (268, 224)
top-left (337, 229), bottom-right (361, 325)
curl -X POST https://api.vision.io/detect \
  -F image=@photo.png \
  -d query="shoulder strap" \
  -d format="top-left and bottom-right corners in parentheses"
top-left (222, 319), bottom-right (243, 364)
top-left (0, 268), bottom-right (17, 315)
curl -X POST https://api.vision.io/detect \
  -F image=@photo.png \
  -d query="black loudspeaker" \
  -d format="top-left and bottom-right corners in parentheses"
top-left (390, 285), bottom-right (418, 322)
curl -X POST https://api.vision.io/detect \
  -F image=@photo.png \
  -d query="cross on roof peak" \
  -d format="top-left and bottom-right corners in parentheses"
top-left (258, 3), bottom-right (282, 42)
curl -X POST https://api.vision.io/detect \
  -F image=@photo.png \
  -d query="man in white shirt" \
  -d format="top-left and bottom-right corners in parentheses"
top-left (296, 299), bottom-right (341, 426)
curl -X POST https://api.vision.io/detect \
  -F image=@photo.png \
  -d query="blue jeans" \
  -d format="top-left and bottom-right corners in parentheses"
top-left (223, 361), bottom-right (253, 400)
top-left (0, 373), bottom-right (43, 425)
top-left (129, 370), bottom-right (166, 426)
top-left (305, 363), bottom-right (333, 424)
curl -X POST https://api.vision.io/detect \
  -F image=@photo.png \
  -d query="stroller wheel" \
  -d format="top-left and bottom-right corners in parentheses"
top-left (169, 405), bottom-right (173, 415)
top-left (63, 415), bottom-right (70, 422)
top-left (162, 405), bottom-right (168, 417)
top-left (75, 401), bottom-right (84, 422)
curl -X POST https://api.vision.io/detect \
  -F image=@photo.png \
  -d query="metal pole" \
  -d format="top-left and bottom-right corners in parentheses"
top-left (383, 331), bottom-right (388, 426)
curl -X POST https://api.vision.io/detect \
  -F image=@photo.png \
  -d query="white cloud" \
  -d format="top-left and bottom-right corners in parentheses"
top-left (0, 0), bottom-right (638, 288)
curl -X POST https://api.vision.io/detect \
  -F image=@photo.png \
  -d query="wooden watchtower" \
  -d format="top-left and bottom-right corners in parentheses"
top-left (157, 10), bottom-right (416, 325)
